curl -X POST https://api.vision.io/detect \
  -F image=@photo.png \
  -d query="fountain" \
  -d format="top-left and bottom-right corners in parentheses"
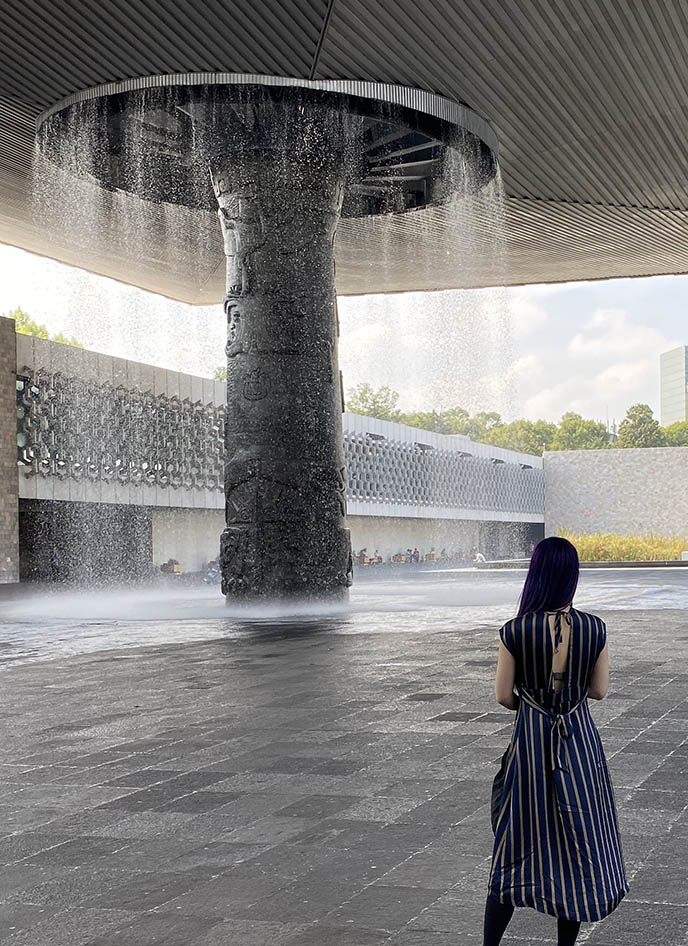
top-left (35, 75), bottom-right (498, 601)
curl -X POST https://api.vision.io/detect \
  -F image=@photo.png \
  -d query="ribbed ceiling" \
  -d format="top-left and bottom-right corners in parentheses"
top-left (3, 0), bottom-right (688, 302)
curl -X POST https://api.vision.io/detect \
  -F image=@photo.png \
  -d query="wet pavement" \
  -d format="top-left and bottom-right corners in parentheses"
top-left (1, 566), bottom-right (688, 666)
top-left (0, 572), bottom-right (687, 944)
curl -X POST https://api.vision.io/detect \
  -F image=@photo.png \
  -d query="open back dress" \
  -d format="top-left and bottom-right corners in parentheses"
top-left (488, 607), bottom-right (629, 922)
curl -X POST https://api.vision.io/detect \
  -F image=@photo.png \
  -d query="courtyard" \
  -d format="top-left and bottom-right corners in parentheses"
top-left (0, 570), bottom-right (686, 945)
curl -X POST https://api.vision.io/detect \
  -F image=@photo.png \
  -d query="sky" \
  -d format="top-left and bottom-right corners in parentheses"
top-left (1, 242), bottom-right (685, 427)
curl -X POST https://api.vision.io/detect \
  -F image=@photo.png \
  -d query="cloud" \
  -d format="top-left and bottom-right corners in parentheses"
top-left (594, 360), bottom-right (651, 394)
top-left (568, 308), bottom-right (675, 359)
top-left (509, 295), bottom-right (549, 338)
top-left (520, 356), bottom-right (669, 424)
top-left (502, 305), bottom-right (681, 423)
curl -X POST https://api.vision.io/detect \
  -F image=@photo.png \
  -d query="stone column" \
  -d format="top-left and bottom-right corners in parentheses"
top-left (0, 317), bottom-right (19, 583)
top-left (209, 103), bottom-right (353, 600)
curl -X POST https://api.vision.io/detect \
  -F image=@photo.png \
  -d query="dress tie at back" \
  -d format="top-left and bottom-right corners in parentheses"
top-left (519, 687), bottom-right (585, 772)
top-left (552, 607), bottom-right (573, 651)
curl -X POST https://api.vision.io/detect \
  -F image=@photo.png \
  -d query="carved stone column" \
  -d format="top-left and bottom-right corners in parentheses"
top-left (209, 103), bottom-right (353, 600)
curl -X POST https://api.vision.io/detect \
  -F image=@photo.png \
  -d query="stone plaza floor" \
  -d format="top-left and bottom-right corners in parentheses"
top-left (0, 596), bottom-right (687, 945)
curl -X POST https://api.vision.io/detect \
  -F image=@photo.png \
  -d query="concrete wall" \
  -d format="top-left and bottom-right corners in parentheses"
top-left (0, 317), bottom-right (18, 582)
top-left (348, 516), bottom-right (480, 560)
top-left (343, 412), bottom-right (544, 466)
top-left (9, 329), bottom-right (546, 579)
top-left (150, 511), bottom-right (538, 572)
top-left (16, 334), bottom-right (227, 408)
top-left (152, 508), bottom-right (224, 572)
top-left (15, 334), bottom-right (543, 525)
top-left (343, 412), bottom-right (544, 524)
top-left (348, 515), bottom-right (541, 561)
top-left (545, 447), bottom-right (688, 536)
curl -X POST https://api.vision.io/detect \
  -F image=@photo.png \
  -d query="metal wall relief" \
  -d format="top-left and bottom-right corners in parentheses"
top-left (16, 371), bottom-right (225, 491)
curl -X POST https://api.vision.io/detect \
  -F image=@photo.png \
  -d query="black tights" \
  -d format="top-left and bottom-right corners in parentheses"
top-left (483, 895), bottom-right (581, 946)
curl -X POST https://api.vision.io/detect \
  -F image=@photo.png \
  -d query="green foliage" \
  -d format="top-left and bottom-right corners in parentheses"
top-left (4, 306), bottom-right (82, 347)
top-left (8, 306), bottom-right (49, 339)
top-left (346, 383), bottom-right (401, 422)
top-left (617, 403), bottom-right (665, 448)
top-left (399, 407), bottom-right (505, 440)
top-left (485, 419), bottom-right (557, 456)
top-left (439, 406), bottom-right (471, 432)
top-left (399, 410), bottom-right (455, 434)
top-left (52, 332), bottom-right (83, 347)
top-left (213, 366), bottom-right (227, 381)
top-left (663, 420), bottom-right (688, 446)
top-left (344, 382), bottom-right (688, 456)
top-left (550, 412), bottom-right (610, 451)
top-left (560, 531), bottom-right (688, 562)
top-left (473, 411), bottom-right (502, 434)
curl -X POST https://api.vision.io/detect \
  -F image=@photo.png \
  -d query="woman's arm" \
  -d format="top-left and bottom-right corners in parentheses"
top-left (588, 643), bottom-right (609, 700)
top-left (495, 641), bottom-right (518, 710)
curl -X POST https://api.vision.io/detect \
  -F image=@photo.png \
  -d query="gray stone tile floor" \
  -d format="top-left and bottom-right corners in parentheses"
top-left (0, 608), bottom-right (687, 944)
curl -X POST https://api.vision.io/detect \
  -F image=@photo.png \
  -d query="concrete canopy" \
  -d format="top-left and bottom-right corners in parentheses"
top-left (3, 0), bottom-right (688, 302)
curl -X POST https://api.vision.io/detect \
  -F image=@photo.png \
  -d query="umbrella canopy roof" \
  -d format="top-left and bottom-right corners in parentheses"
top-left (3, 0), bottom-right (688, 302)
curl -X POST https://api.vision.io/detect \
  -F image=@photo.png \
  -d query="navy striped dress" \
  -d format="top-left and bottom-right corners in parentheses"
top-left (488, 608), bottom-right (629, 922)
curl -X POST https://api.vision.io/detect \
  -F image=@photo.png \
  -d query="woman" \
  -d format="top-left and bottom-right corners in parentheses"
top-left (484, 537), bottom-right (628, 946)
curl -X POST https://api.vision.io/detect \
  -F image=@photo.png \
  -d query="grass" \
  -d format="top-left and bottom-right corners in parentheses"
top-left (559, 531), bottom-right (688, 562)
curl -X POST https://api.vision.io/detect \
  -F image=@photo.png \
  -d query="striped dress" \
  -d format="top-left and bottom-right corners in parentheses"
top-left (488, 607), bottom-right (629, 922)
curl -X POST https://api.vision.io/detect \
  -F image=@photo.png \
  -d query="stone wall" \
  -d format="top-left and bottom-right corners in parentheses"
top-left (544, 447), bottom-right (688, 536)
top-left (0, 317), bottom-right (18, 582)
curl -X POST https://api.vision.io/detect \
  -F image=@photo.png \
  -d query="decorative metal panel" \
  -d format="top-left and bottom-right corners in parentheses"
top-left (343, 432), bottom-right (543, 514)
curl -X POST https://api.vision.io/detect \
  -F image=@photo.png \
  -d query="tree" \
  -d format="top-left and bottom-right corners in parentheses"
top-left (9, 306), bottom-right (48, 339)
top-left (440, 406), bottom-right (472, 435)
top-left (213, 366), bottom-right (227, 381)
top-left (485, 419), bottom-right (557, 456)
top-left (4, 306), bottom-right (82, 347)
top-left (346, 383), bottom-right (401, 421)
top-left (617, 403), bottom-right (665, 448)
top-left (473, 411), bottom-right (502, 433)
top-left (399, 410), bottom-right (454, 434)
top-left (663, 420), bottom-right (688, 446)
top-left (455, 411), bottom-right (500, 441)
top-left (399, 406), bottom-right (490, 438)
top-left (550, 412), bottom-right (610, 451)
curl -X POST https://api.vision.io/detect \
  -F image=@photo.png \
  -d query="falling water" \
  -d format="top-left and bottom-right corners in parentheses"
top-left (338, 166), bottom-right (513, 420)
top-left (26, 79), bottom-right (518, 592)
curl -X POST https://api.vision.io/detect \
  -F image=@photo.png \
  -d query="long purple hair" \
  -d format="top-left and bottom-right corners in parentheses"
top-left (517, 537), bottom-right (579, 616)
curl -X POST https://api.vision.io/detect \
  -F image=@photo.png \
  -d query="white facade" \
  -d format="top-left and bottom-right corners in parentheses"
top-left (343, 413), bottom-right (543, 524)
top-left (660, 346), bottom-right (688, 427)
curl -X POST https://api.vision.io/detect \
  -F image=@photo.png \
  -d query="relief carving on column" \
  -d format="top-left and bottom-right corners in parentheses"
top-left (214, 185), bottom-right (266, 297)
top-left (225, 300), bottom-right (244, 358)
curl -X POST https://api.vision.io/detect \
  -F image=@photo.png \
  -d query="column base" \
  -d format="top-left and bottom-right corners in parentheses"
top-left (221, 523), bottom-right (352, 602)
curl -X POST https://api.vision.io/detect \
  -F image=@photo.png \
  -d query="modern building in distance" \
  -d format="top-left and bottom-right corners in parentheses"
top-left (660, 347), bottom-right (688, 426)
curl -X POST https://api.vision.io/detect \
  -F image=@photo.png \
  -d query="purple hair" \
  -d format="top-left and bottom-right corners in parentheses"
top-left (517, 537), bottom-right (579, 616)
